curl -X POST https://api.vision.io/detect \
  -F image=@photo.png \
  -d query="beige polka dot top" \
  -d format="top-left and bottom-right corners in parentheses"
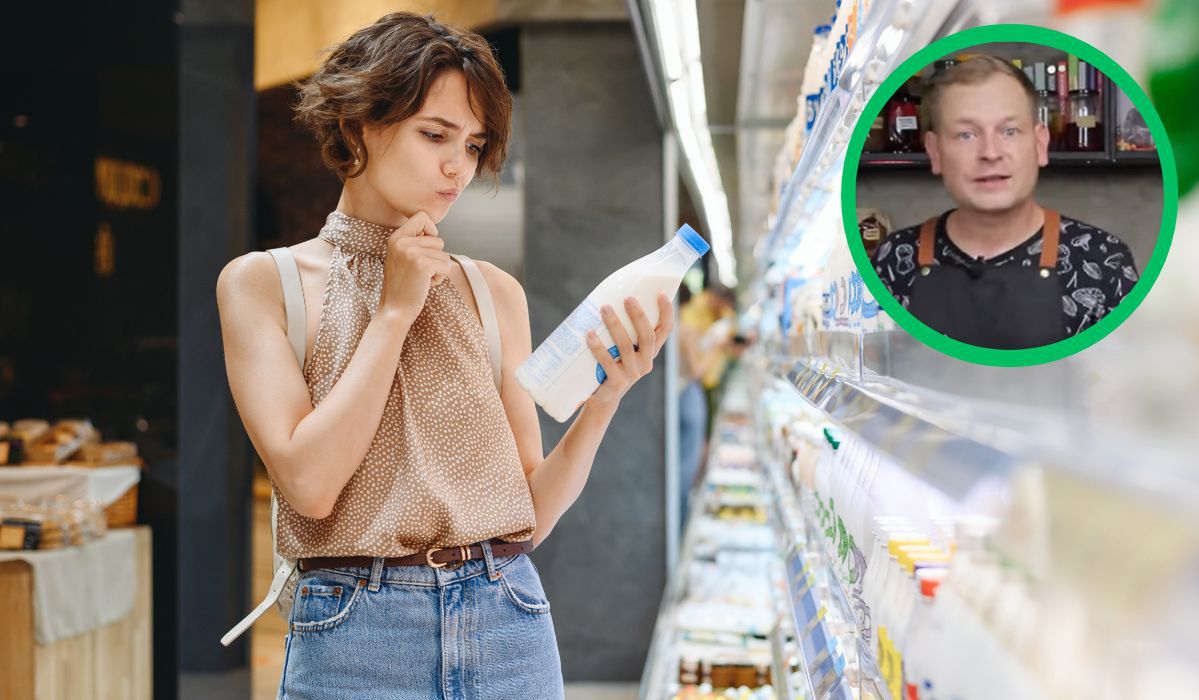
top-left (274, 211), bottom-right (536, 558)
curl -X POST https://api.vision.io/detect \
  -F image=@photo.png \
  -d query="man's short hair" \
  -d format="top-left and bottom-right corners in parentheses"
top-left (925, 55), bottom-right (1038, 133)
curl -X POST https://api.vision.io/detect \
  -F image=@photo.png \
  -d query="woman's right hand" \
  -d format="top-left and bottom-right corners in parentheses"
top-left (378, 211), bottom-right (454, 325)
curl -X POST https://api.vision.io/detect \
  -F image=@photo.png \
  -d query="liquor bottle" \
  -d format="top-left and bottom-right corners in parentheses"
top-left (886, 80), bottom-right (922, 153)
top-left (1067, 62), bottom-right (1104, 151)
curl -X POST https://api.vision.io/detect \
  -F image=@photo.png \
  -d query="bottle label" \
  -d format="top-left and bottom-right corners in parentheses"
top-left (519, 298), bottom-right (602, 388)
top-left (896, 116), bottom-right (918, 131)
top-left (1076, 115), bottom-right (1098, 129)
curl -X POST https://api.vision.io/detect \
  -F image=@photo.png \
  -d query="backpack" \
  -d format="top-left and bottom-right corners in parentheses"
top-left (221, 248), bottom-right (503, 646)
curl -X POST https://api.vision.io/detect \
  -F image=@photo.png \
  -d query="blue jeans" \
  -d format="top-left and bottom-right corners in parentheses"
top-left (678, 380), bottom-right (708, 524)
top-left (277, 542), bottom-right (564, 699)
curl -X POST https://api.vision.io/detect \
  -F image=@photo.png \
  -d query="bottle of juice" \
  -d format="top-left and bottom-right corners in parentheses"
top-left (516, 224), bottom-right (710, 422)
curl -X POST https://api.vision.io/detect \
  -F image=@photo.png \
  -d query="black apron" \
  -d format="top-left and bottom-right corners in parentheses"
top-left (907, 209), bottom-right (1065, 350)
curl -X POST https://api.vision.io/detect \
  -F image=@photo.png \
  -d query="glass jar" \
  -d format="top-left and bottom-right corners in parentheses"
top-left (864, 113), bottom-right (887, 152)
top-left (1067, 89), bottom-right (1103, 151)
top-left (886, 87), bottom-right (922, 153)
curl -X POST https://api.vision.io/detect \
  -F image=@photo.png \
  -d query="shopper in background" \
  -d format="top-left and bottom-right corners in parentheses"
top-left (677, 285), bottom-right (740, 525)
top-left (871, 55), bottom-right (1139, 350)
top-left (215, 13), bottom-right (675, 699)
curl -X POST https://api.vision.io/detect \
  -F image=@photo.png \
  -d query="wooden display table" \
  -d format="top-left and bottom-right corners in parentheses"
top-left (0, 526), bottom-right (152, 700)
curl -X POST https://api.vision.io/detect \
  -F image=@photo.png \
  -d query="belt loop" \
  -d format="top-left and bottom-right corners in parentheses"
top-left (480, 540), bottom-right (499, 581)
top-left (368, 557), bottom-right (384, 592)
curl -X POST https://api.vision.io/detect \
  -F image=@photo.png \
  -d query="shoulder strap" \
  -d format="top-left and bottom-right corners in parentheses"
top-left (450, 254), bottom-right (502, 392)
top-left (266, 248), bottom-right (307, 370)
top-left (917, 217), bottom-right (939, 268)
top-left (1039, 208), bottom-right (1061, 270)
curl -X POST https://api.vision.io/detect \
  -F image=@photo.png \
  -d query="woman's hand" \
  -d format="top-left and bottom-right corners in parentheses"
top-left (585, 291), bottom-right (675, 408)
top-left (378, 211), bottom-right (454, 325)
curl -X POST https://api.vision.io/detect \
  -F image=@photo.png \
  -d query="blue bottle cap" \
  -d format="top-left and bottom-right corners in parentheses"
top-left (676, 224), bottom-right (710, 256)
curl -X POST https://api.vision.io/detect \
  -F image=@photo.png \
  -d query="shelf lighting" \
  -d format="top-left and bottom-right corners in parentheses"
top-left (648, 0), bottom-right (739, 287)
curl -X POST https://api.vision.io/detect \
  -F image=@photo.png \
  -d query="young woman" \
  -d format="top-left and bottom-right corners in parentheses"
top-left (216, 12), bottom-right (674, 699)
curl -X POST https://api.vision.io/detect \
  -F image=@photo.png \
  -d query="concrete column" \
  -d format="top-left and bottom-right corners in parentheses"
top-left (178, 0), bottom-right (255, 695)
top-left (521, 22), bottom-right (669, 681)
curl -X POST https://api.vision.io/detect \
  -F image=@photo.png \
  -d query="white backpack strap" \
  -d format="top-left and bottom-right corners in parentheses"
top-left (451, 254), bottom-right (502, 392)
top-left (266, 247), bottom-right (307, 370)
top-left (223, 248), bottom-right (305, 647)
top-left (220, 558), bottom-right (297, 646)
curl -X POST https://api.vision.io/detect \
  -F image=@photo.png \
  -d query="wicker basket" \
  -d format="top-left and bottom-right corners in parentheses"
top-left (105, 484), bottom-right (139, 529)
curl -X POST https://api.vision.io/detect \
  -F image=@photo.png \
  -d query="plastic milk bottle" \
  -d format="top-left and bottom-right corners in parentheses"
top-left (516, 224), bottom-right (710, 421)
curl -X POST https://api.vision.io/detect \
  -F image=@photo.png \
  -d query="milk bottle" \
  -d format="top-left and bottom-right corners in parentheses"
top-left (516, 224), bottom-right (710, 421)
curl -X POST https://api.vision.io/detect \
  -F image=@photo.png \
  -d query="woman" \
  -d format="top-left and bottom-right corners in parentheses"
top-left (216, 12), bottom-right (673, 699)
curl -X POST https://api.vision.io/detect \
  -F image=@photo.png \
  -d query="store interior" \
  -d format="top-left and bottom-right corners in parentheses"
top-left (3, 0), bottom-right (1199, 699)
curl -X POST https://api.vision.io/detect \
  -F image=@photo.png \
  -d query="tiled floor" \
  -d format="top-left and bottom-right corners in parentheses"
top-left (249, 481), bottom-right (639, 700)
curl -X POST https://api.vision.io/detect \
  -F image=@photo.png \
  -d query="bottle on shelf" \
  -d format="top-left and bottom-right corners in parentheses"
top-left (1034, 62), bottom-right (1065, 154)
top-left (1054, 59), bottom-right (1070, 150)
top-left (1067, 59), bottom-right (1104, 151)
top-left (886, 79), bottom-right (923, 153)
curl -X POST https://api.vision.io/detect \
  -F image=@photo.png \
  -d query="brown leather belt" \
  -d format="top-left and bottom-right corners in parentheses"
top-left (297, 539), bottom-right (534, 572)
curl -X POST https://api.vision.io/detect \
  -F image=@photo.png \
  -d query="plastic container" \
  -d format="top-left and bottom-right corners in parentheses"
top-left (515, 224), bottom-right (710, 422)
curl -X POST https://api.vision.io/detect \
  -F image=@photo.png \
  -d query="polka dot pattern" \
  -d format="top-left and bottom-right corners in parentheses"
top-left (274, 211), bottom-right (536, 557)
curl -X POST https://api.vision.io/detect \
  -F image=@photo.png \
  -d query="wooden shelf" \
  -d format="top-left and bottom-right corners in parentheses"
top-left (859, 149), bottom-right (1158, 171)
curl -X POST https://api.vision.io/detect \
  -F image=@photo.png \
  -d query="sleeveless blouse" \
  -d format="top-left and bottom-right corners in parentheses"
top-left (273, 211), bottom-right (536, 557)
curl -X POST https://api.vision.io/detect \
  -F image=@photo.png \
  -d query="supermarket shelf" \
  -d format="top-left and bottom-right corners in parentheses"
top-left (766, 452), bottom-right (890, 700)
top-left (770, 619), bottom-right (795, 700)
top-left (782, 545), bottom-right (854, 700)
top-left (858, 150), bottom-right (1154, 170)
top-left (759, 0), bottom-right (963, 265)
top-left (780, 356), bottom-right (1019, 501)
top-left (769, 345), bottom-right (1199, 516)
top-left (1113, 149), bottom-right (1161, 165)
top-left (638, 487), bottom-right (709, 700)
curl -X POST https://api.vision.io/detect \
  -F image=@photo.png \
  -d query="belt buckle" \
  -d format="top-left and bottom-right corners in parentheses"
top-left (427, 546), bottom-right (469, 571)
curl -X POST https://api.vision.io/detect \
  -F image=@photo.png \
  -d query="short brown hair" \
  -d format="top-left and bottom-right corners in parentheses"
top-left (294, 12), bottom-right (511, 186)
top-left (925, 55), bottom-right (1037, 133)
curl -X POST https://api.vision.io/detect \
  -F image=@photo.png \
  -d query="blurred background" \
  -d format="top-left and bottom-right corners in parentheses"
top-left (1, 0), bottom-right (1197, 699)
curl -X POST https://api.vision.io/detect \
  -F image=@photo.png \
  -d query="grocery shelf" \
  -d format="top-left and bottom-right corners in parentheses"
top-left (769, 620), bottom-right (796, 700)
top-left (767, 343), bottom-right (1199, 516)
top-left (759, 0), bottom-right (964, 265)
top-left (858, 150), bottom-right (1157, 170)
top-left (766, 448), bottom-right (890, 700)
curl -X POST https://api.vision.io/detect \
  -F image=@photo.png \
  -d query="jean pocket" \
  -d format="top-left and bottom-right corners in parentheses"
top-left (290, 574), bottom-right (364, 633)
top-left (497, 556), bottom-right (551, 615)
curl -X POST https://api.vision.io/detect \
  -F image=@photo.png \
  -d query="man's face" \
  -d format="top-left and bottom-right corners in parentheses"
top-left (925, 73), bottom-right (1049, 215)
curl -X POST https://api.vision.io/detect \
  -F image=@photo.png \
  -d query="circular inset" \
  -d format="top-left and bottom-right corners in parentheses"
top-left (843, 24), bottom-right (1177, 366)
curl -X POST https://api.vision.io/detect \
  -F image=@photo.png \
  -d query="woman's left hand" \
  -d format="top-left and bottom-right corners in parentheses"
top-left (585, 291), bottom-right (675, 409)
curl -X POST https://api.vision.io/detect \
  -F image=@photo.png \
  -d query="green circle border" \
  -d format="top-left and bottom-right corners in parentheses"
top-left (842, 24), bottom-right (1178, 367)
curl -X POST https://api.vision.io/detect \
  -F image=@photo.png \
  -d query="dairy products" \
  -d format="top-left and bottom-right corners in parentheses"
top-left (516, 224), bottom-right (710, 422)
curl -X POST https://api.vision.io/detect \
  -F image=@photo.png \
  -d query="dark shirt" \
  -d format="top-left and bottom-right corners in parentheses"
top-left (871, 210), bottom-right (1139, 337)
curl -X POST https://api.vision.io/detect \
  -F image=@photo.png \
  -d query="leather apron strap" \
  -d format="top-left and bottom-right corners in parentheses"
top-left (1038, 208), bottom-right (1061, 272)
top-left (906, 208), bottom-right (1067, 350)
top-left (917, 216), bottom-right (939, 269)
top-left (919, 209), bottom-right (1061, 270)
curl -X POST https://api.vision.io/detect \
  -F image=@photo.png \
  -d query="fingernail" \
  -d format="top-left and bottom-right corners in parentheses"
top-left (624, 297), bottom-right (634, 306)
top-left (602, 305), bottom-right (613, 315)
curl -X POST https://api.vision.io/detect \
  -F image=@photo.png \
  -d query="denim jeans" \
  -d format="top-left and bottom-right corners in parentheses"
top-left (678, 380), bottom-right (708, 525)
top-left (277, 541), bottom-right (564, 699)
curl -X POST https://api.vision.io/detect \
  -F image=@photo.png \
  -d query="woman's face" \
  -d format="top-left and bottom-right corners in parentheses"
top-left (357, 70), bottom-right (487, 223)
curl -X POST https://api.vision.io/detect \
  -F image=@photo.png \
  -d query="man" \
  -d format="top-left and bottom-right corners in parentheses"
top-left (871, 55), bottom-right (1139, 350)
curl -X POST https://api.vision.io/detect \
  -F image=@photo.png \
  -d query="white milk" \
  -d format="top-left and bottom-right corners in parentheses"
top-left (516, 224), bottom-right (710, 422)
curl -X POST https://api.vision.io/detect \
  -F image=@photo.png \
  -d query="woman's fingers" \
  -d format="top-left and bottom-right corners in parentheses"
top-left (624, 297), bottom-right (656, 370)
top-left (396, 211), bottom-right (439, 238)
top-left (602, 304), bottom-right (637, 374)
top-left (586, 329), bottom-right (621, 384)
top-left (652, 293), bottom-right (675, 356)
